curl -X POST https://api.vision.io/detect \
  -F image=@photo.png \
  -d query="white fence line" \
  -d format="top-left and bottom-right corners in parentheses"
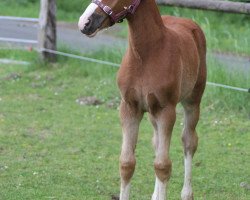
top-left (0, 58), bottom-right (30, 65)
top-left (206, 82), bottom-right (249, 93)
top-left (0, 37), bottom-right (38, 44)
top-left (41, 48), bottom-right (250, 93)
top-left (0, 35), bottom-right (249, 93)
top-left (41, 48), bottom-right (120, 67)
top-left (0, 16), bottom-right (38, 22)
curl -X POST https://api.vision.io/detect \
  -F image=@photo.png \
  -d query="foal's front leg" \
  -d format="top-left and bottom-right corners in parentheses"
top-left (119, 101), bottom-right (143, 200)
top-left (149, 105), bottom-right (176, 200)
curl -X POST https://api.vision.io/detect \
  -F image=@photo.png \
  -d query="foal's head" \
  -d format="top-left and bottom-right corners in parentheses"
top-left (78, 0), bottom-right (140, 37)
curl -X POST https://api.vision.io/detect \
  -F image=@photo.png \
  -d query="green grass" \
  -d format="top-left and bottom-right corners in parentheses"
top-left (0, 49), bottom-right (249, 199)
top-left (0, 0), bottom-right (89, 21)
top-left (159, 6), bottom-right (250, 55)
top-left (1, 1), bottom-right (250, 55)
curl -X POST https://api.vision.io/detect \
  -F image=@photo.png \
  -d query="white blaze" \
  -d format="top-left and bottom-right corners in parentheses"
top-left (78, 3), bottom-right (99, 30)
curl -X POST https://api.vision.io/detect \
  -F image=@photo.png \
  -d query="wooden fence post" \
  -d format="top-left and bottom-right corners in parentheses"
top-left (38, 0), bottom-right (57, 62)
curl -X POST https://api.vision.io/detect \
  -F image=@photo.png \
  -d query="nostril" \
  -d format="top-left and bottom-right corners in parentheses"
top-left (81, 19), bottom-right (91, 34)
top-left (85, 19), bottom-right (91, 28)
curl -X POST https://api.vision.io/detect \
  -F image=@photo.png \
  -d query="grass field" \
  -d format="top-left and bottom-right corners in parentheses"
top-left (0, 49), bottom-right (249, 199)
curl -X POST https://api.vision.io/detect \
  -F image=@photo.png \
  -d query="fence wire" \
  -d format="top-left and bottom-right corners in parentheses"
top-left (40, 48), bottom-right (120, 67)
top-left (41, 48), bottom-right (250, 93)
top-left (0, 16), bottom-right (38, 22)
top-left (0, 35), bottom-right (249, 93)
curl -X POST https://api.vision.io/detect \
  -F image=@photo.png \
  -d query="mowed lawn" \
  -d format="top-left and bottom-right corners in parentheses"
top-left (0, 49), bottom-right (249, 200)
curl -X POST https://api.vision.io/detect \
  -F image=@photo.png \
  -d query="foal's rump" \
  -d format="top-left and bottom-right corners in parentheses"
top-left (162, 15), bottom-right (207, 103)
top-left (161, 15), bottom-right (206, 56)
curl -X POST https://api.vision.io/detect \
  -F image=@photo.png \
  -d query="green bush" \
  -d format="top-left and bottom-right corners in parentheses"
top-left (2, 0), bottom-right (88, 11)
top-left (57, 0), bottom-right (89, 12)
top-left (2, 0), bottom-right (36, 6)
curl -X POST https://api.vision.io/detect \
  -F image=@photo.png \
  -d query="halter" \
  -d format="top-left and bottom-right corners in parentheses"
top-left (92, 0), bottom-right (141, 24)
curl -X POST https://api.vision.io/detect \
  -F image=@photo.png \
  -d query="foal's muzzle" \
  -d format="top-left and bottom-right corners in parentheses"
top-left (80, 13), bottom-right (106, 36)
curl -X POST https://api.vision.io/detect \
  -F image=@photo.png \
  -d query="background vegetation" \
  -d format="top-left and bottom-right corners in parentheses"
top-left (1, 0), bottom-right (250, 55)
top-left (0, 0), bottom-right (249, 199)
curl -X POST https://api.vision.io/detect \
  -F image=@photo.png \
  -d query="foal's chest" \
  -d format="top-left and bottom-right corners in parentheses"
top-left (117, 65), bottom-right (179, 112)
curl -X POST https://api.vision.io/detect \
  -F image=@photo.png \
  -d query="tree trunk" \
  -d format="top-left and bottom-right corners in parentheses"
top-left (38, 0), bottom-right (57, 62)
top-left (156, 0), bottom-right (250, 14)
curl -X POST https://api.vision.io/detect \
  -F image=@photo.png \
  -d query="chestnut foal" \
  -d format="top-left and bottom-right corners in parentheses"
top-left (78, 0), bottom-right (206, 199)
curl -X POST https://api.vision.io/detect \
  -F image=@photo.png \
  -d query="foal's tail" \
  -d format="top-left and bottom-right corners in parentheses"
top-left (192, 24), bottom-right (207, 68)
top-left (191, 24), bottom-right (207, 102)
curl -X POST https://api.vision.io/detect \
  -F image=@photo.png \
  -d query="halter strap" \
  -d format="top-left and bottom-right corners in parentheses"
top-left (92, 0), bottom-right (141, 24)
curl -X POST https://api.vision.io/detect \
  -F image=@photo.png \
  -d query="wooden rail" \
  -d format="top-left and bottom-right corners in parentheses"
top-left (156, 0), bottom-right (250, 14)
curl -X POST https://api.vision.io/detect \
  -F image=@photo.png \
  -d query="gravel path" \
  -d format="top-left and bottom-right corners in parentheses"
top-left (0, 20), bottom-right (126, 52)
top-left (0, 19), bottom-right (249, 73)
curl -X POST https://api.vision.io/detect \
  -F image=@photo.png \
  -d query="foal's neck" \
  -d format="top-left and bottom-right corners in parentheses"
top-left (127, 0), bottom-right (165, 59)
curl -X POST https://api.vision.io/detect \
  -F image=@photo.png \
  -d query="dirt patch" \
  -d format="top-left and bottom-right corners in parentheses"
top-left (76, 96), bottom-right (102, 106)
top-left (4, 73), bottom-right (21, 81)
top-left (240, 182), bottom-right (250, 190)
top-left (106, 97), bottom-right (120, 109)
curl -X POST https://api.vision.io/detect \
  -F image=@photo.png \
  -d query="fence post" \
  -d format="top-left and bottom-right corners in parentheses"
top-left (38, 0), bottom-right (57, 61)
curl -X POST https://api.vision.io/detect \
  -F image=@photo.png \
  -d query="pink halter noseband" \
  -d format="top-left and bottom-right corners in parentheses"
top-left (92, 0), bottom-right (141, 24)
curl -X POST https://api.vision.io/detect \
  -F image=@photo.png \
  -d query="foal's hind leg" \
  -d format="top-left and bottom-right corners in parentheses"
top-left (181, 102), bottom-right (200, 200)
top-left (119, 101), bottom-right (143, 200)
